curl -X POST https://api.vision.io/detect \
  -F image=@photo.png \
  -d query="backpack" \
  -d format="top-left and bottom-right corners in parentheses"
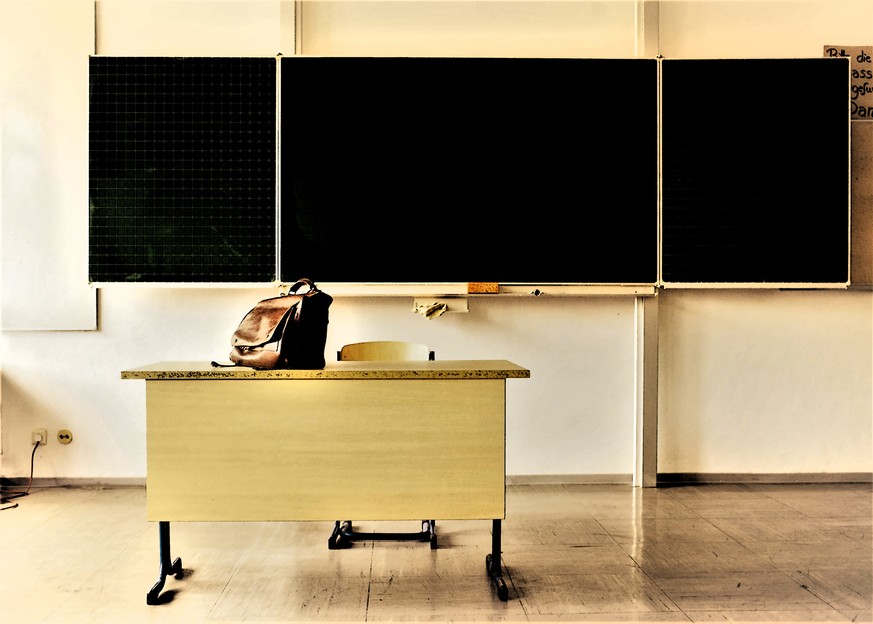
top-left (219, 278), bottom-right (333, 370)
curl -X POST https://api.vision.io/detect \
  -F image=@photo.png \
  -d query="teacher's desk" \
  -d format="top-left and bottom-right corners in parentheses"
top-left (122, 360), bottom-right (530, 604)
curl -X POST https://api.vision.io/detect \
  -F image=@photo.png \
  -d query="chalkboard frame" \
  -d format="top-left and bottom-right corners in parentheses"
top-left (278, 56), bottom-right (660, 286)
top-left (87, 56), bottom-right (851, 290)
top-left (659, 57), bottom-right (851, 288)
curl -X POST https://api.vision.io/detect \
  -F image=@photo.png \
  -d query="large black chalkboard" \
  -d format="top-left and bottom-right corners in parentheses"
top-left (89, 57), bottom-right (849, 287)
top-left (661, 58), bottom-right (850, 284)
top-left (89, 57), bottom-right (277, 283)
top-left (280, 57), bottom-right (659, 284)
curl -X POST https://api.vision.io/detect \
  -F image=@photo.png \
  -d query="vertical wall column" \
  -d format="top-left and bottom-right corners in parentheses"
top-left (634, 293), bottom-right (659, 487)
top-left (634, 0), bottom-right (659, 486)
top-left (635, 0), bottom-right (660, 58)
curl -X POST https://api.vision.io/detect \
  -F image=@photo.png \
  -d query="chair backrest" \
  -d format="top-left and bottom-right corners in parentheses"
top-left (338, 341), bottom-right (434, 362)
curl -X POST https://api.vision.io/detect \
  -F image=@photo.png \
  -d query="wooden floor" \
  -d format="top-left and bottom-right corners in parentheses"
top-left (0, 483), bottom-right (870, 623)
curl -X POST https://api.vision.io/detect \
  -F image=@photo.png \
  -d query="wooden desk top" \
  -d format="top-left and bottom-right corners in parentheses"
top-left (122, 360), bottom-right (530, 381)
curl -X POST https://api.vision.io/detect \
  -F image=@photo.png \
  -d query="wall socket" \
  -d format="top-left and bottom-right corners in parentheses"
top-left (32, 428), bottom-right (47, 446)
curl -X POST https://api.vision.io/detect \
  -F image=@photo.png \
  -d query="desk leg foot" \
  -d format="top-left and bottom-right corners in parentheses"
top-left (147, 521), bottom-right (183, 605)
top-left (486, 520), bottom-right (508, 601)
top-left (426, 520), bottom-right (437, 549)
top-left (328, 520), bottom-right (353, 550)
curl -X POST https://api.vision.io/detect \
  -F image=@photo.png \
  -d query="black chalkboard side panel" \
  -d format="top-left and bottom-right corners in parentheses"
top-left (89, 57), bottom-right (277, 283)
top-left (661, 58), bottom-right (850, 285)
top-left (280, 57), bottom-right (658, 285)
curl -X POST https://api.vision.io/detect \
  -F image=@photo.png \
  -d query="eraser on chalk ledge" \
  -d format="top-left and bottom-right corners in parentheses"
top-left (467, 282), bottom-right (499, 294)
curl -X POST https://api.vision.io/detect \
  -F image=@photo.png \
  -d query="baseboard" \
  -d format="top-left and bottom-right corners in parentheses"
top-left (506, 474), bottom-right (633, 485)
top-left (2, 473), bottom-right (870, 490)
top-left (10, 475), bottom-right (636, 488)
top-left (509, 473), bottom-right (873, 486)
top-left (657, 472), bottom-right (873, 485)
top-left (0, 477), bottom-right (146, 489)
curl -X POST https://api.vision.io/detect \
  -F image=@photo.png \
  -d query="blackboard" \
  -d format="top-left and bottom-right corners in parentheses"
top-left (660, 58), bottom-right (850, 284)
top-left (88, 56), bottom-right (277, 282)
top-left (88, 57), bottom-right (849, 287)
top-left (279, 57), bottom-right (659, 284)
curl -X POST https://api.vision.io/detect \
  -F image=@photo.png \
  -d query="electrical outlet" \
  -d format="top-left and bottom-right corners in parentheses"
top-left (32, 428), bottom-right (47, 446)
top-left (57, 429), bottom-right (73, 445)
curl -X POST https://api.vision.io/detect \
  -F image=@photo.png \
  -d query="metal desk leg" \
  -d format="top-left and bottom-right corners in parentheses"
top-left (146, 521), bottom-right (183, 605)
top-left (485, 519), bottom-right (508, 601)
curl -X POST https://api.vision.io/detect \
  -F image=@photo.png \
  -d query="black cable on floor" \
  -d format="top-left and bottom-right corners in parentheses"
top-left (1, 440), bottom-right (40, 510)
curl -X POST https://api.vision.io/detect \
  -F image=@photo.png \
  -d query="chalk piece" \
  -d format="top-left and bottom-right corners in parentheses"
top-left (468, 282), bottom-right (499, 294)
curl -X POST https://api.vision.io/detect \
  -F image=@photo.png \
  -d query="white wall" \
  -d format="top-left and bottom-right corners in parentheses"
top-left (0, 0), bottom-right (95, 330)
top-left (659, 0), bottom-right (873, 59)
top-left (1, 1), bottom-right (870, 483)
top-left (296, 1), bottom-right (637, 57)
top-left (659, 289), bottom-right (872, 474)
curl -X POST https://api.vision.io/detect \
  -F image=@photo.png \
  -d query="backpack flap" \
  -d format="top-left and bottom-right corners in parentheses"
top-left (232, 295), bottom-right (299, 349)
top-left (229, 295), bottom-right (301, 369)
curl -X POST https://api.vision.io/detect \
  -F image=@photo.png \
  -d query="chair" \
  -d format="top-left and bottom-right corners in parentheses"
top-left (328, 341), bottom-right (437, 550)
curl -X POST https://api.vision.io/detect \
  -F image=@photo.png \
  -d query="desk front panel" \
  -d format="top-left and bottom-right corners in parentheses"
top-left (146, 378), bottom-right (506, 522)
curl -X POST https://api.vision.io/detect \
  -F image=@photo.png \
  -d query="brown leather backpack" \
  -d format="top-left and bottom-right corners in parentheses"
top-left (220, 278), bottom-right (332, 370)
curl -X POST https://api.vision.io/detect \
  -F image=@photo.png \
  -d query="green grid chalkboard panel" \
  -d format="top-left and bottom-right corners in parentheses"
top-left (89, 57), bottom-right (277, 283)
